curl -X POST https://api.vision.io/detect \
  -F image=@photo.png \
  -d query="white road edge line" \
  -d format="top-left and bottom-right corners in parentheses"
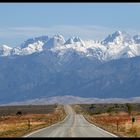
top-left (83, 116), bottom-right (119, 137)
top-left (90, 123), bottom-right (119, 137)
top-left (23, 111), bottom-right (69, 137)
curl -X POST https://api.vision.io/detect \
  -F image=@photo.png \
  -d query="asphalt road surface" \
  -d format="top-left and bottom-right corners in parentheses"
top-left (24, 105), bottom-right (118, 137)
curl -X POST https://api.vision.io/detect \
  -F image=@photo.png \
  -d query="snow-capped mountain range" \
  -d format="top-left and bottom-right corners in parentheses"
top-left (1, 31), bottom-right (140, 61)
top-left (1, 31), bottom-right (140, 104)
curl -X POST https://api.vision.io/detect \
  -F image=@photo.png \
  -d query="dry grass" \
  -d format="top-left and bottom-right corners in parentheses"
top-left (85, 111), bottom-right (140, 137)
top-left (72, 104), bottom-right (140, 137)
top-left (0, 105), bottom-right (66, 137)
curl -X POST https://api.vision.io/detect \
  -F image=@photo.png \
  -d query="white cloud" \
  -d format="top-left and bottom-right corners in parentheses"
top-left (0, 25), bottom-right (115, 39)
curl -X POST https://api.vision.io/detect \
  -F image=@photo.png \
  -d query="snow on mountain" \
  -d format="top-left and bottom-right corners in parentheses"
top-left (51, 38), bottom-right (86, 55)
top-left (43, 35), bottom-right (65, 49)
top-left (133, 35), bottom-right (140, 44)
top-left (65, 36), bottom-right (84, 44)
top-left (17, 36), bottom-right (49, 55)
top-left (1, 31), bottom-right (140, 62)
top-left (47, 31), bottom-right (140, 61)
top-left (20, 41), bottom-right (44, 55)
top-left (0, 45), bottom-right (12, 56)
top-left (11, 41), bottom-right (44, 56)
top-left (20, 36), bottom-right (49, 48)
top-left (101, 31), bottom-right (134, 45)
top-left (102, 31), bottom-right (140, 60)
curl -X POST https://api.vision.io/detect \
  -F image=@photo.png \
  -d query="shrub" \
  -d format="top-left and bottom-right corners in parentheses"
top-left (125, 103), bottom-right (133, 116)
top-left (16, 111), bottom-right (22, 116)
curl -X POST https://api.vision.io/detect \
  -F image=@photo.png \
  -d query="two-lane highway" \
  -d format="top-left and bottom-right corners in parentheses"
top-left (24, 105), bottom-right (118, 137)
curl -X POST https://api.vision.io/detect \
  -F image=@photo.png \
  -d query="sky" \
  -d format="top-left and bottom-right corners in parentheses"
top-left (0, 3), bottom-right (140, 47)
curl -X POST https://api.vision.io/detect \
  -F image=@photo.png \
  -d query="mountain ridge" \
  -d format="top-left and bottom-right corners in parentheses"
top-left (1, 95), bottom-right (140, 105)
top-left (1, 31), bottom-right (140, 62)
top-left (0, 31), bottom-right (140, 104)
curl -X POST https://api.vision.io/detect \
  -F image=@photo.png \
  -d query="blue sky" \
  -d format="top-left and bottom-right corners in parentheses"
top-left (0, 3), bottom-right (140, 47)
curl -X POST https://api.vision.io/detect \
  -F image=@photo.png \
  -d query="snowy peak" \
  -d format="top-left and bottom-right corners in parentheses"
top-left (13, 35), bottom-right (65, 55)
top-left (20, 35), bottom-right (49, 48)
top-left (43, 34), bottom-right (65, 49)
top-left (1, 31), bottom-right (140, 62)
top-left (52, 34), bottom-right (65, 45)
top-left (102, 31), bottom-right (133, 45)
top-left (0, 45), bottom-right (12, 56)
top-left (20, 41), bottom-right (44, 55)
top-left (65, 36), bottom-right (83, 45)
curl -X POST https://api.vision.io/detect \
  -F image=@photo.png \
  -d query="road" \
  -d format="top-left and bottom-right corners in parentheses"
top-left (24, 105), bottom-right (118, 137)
